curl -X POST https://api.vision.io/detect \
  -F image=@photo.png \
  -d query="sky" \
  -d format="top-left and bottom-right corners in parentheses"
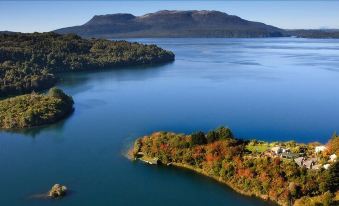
top-left (1, 1), bottom-right (339, 32)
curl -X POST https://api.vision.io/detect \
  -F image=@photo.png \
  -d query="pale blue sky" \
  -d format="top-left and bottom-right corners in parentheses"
top-left (1, 1), bottom-right (339, 32)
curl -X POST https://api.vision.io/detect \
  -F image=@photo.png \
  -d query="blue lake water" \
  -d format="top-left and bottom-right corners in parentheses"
top-left (1, 38), bottom-right (339, 206)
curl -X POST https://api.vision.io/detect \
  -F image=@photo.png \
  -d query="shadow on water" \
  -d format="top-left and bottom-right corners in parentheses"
top-left (0, 111), bottom-right (73, 138)
top-left (56, 62), bottom-right (174, 95)
top-left (0, 62), bottom-right (173, 139)
top-left (28, 190), bottom-right (76, 201)
top-left (58, 61), bottom-right (174, 82)
top-left (135, 161), bottom-right (278, 206)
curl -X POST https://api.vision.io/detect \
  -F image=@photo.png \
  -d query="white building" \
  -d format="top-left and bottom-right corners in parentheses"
top-left (271, 146), bottom-right (290, 155)
top-left (282, 148), bottom-right (290, 153)
top-left (315, 146), bottom-right (327, 153)
top-left (329, 154), bottom-right (337, 162)
top-left (271, 146), bottom-right (283, 154)
top-left (323, 164), bottom-right (331, 170)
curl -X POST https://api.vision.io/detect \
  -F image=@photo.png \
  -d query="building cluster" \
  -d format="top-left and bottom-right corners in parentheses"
top-left (263, 145), bottom-right (337, 170)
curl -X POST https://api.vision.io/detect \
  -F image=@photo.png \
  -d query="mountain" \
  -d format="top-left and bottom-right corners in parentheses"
top-left (54, 10), bottom-right (286, 38)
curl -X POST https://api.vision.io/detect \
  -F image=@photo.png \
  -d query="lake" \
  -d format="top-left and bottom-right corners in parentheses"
top-left (1, 38), bottom-right (339, 206)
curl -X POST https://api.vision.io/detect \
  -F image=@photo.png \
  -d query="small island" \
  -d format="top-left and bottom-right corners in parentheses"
top-left (0, 32), bottom-right (175, 97)
top-left (131, 127), bottom-right (339, 206)
top-left (48, 184), bottom-right (68, 199)
top-left (0, 87), bottom-right (74, 129)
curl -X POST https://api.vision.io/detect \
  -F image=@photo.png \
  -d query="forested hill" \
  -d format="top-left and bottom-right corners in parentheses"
top-left (0, 32), bottom-right (174, 97)
top-left (54, 10), bottom-right (286, 38)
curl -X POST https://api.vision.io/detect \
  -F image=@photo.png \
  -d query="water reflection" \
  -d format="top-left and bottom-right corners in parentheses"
top-left (0, 112), bottom-right (72, 138)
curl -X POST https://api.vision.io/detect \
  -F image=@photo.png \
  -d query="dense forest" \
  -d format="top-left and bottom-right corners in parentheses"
top-left (132, 127), bottom-right (339, 206)
top-left (0, 87), bottom-right (73, 129)
top-left (0, 32), bottom-right (175, 97)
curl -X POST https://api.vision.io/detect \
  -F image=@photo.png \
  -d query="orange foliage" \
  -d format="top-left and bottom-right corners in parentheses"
top-left (273, 176), bottom-right (285, 188)
top-left (259, 172), bottom-right (270, 182)
top-left (206, 153), bottom-right (215, 162)
top-left (327, 135), bottom-right (339, 155)
top-left (237, 168), bottom-right (254, 178)
top-left (233, 156), bottom-right (243, 168)
top-left (269, 189), bottom-right (278, 200)
top-left (192, 146), bottom-right (204, 159)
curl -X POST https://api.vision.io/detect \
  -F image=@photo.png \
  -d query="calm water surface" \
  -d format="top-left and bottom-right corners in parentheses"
top-left (1, 38), bottom-right (339, 206)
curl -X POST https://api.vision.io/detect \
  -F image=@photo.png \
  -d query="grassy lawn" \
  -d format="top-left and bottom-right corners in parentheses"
top-left (246, 144), bottom-right (270, 153)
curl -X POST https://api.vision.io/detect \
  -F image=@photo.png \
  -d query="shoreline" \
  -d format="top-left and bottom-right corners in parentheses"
top-left (136, 155), bottom-right (280, 206)
top-left (170, 162), bottom-right (280, 206)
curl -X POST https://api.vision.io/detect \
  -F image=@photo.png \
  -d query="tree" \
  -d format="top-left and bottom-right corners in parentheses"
top-left (48, 87), bottom-right (66, 99)
top-left (206, 131), bottom-right (217, 143)
top-left (327, 133), bottom-right (339, 155)
top-left (190, 131), bottom-right (206, 146)
top-left (288, 182), bottom-right (300, 198)
top-left (327, 161), bottom-right (339, 192)
top-left (215, 126), bottom-right (234, 139)
top-left (47, 87), bottom-right (74, 105)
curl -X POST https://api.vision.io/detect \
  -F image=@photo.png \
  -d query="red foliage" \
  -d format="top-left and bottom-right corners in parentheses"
top-left (274, 157), bottom-right (281, 165)
top-left (160, 143), bottom-right (168, 150)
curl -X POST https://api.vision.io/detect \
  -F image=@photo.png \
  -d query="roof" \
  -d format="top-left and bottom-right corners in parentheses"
top-left (294, 157), bottom-right (303, 167)
top-left (304, 158), bottom-right (317, 169)
top-left (271, 146), bottom-right (281, 152)
top-left (281, 152), bottom-right (299, 159)
top-left (294, 157), bottom-right (318, 169)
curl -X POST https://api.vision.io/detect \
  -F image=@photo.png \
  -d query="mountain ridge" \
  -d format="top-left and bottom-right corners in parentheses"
top-left (54, 10), bottom-right (286, 38)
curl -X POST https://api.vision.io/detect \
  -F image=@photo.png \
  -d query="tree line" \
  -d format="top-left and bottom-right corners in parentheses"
top-left (0, 32), bottom-right (174, 97)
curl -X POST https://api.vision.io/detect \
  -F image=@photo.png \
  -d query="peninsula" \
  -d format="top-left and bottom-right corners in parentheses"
top-left (132, 127), bottom-right (339, 206)
top-left (0, 32), bottom-right (175, 97)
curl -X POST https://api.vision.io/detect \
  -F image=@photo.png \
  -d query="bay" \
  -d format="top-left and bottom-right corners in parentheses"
top-left (1, 38), bottom-right (339, 206)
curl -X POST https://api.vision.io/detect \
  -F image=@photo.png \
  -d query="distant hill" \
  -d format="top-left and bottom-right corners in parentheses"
top-left (286, 29), bottom-right (339, 38)
top-left (54, 10), bottom-right (286, 38)
top-left (0, 31), bottom-right (18, 35)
